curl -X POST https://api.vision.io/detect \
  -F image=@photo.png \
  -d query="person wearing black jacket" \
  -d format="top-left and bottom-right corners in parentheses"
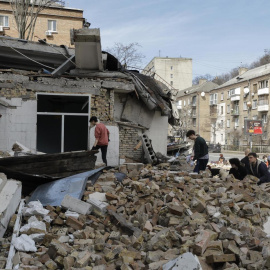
top-left (186, 130), bottom-right (209, 173)
top-left (229, 158), bottom-right (247, 180)
top-left (247, 152), bottom-right (270, 185)
top-left (241, 148), bottom-right (250, 169)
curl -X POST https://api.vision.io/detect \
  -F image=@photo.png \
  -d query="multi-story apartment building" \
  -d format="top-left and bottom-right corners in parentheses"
top-left (175, 79), bottom-right (218, 142)
top-left (142, 57), bottom-right (192, 94)
top-left (210, 65), bottom-right (270, 150)
top-left (0, 0), bottom-right (83, 46)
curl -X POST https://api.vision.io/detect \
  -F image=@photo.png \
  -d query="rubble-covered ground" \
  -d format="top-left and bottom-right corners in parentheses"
top-left (2, 163), bottom-right (270, 270)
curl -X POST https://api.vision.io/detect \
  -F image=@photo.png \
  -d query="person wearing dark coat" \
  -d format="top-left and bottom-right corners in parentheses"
top-left (247, 152), bottom-right (270, 185)
top-left (241, 148), bottom-right (250, 169)
top-left (186, 130), bottom-right (209, 173)
top-left (229, 158), bottom-right (247, 180)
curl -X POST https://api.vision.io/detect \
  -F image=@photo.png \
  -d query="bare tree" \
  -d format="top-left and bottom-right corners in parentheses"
top-left (106, 42), bottom-right (145, 69)
top-left (192, 74), bottom-right (213, 85)
top-left (10, 0), bottom-right (62, 40)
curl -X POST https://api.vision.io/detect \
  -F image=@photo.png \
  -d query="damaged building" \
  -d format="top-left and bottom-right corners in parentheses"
top-left (0, 28), bottom-right (178, 165)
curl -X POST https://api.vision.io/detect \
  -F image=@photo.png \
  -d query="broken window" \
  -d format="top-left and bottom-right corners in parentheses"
top-left (37, 94), bottom-right (90, 153)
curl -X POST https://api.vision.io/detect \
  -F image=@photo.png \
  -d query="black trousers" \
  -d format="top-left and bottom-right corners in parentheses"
top-left (92, 145), bottom-right (108, 165)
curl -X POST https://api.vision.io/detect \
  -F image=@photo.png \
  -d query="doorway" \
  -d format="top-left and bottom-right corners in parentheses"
top-left (37, 94), bottom-right (90, 153)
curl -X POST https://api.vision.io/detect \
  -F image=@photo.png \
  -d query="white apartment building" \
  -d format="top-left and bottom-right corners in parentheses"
top-left (142, 57), bottom-right (192, 94)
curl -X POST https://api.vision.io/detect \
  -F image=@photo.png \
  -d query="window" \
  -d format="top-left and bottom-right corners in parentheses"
top-left (227, 90), bottom-right (231, 99)
top-left (252, 99), bottom-right (257, 109)
top-left (227, 104), bottom-right (230, 113)
top-left (171, 66), bottom-right (173, 70)
top-left (235, 117), bottom-right (239, 127)
top-left (252, 115), bottom-right (258, 120)
top-left (48, 20), bottom-right (57, 32)
top-left (221, 92), bottom-right (224, 101)
top-left (192, 118), bottom-right (196, 127)
top-left (227, 119), bottom-right (230, 128)
top-left (262, 114), bottom-right (267, 123)
top-left (0, 15), bottom-right (9, 27)
top-left (210, 93), bottom-right (218, 105)
top-left (220, 120), bottom-right (224, 128)
top-left (253, 83), bottom-right (257, 93)
top-left (170, 81), bottom-right (173, 86)
top-left (170, 74), bottom-right (173, 78)
top-left (220, 106), bottom-right (224, 115)
top-left (243, 102), bottom-right (247, 110)
top-left (258, 80), bottom-right (269, 89)
top-left (184, 100), bottom-right (186, 106)
top-left (258, 95), bottom-right (269, 106)
top-left (192, 96), bottom-right (197, 106)
top-left (221, 134), bottom-right (223, 141)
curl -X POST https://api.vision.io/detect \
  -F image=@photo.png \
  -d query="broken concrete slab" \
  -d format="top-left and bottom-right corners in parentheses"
top-left (0, 180), bottom-right (22, 237)
top-left (61, 194), bottom-right (92, 215)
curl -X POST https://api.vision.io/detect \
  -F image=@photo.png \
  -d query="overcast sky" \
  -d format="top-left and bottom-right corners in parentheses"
top-left (67, 0), bottom-right (270, 78)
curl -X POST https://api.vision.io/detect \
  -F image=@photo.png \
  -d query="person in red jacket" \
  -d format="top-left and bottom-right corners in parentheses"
top-left (90, 116), bottom-right (110, 166)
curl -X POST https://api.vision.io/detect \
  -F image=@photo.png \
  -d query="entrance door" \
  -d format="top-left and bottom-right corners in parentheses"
top-left (37, 94), bottom-right (90, 153)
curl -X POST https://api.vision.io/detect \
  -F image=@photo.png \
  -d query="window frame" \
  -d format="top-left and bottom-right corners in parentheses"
top-left (48, 20), bottom-right (57, 32)
top-left (0, 15), bottom-right (9, 27)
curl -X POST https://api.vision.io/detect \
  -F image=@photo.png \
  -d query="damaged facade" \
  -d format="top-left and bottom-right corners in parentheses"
top-left (0, 28), bottom-right (178, 165)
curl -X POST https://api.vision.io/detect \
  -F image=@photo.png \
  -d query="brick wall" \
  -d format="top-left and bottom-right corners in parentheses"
top-left (0, 2), bottom-right (83, 46)
top-left (119, 126), bottom-right (143, 161)
top-left (90, 88), bottom-right (113, 122)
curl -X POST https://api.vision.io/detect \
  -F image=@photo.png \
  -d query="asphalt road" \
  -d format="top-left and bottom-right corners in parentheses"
top-left (209, 152), bottom-right (245, 163)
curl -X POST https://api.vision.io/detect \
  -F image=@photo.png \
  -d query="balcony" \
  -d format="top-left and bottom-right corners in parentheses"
top-left (231, 110), bottom-right (240, 116)
top-left (231, 95), bottom-right (240, 101)
top-left (258, 87), bottom-right (269, 96)
top-left (192, 111), bottom-right (197, 118)
top-left (191, 102), bottom-right (196, 107)
top-left (230, 87), bottom-right (241, 101)
top-left (210, 107), bottom-right (217, 118)
top-left (258, 100), bottom-right (269, 111)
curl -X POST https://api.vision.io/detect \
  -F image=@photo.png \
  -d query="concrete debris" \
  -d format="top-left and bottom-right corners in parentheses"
top-left (0, 179), bottom-right (22, 237)
top-left (12, 234), bottom-right (37, 252)
top-left (61, 194), bottom-right (92, 215)
top-left (162, 252), bottom-right (202, 270)
top-left (22, 201), bottom-right (49, 217)
top-left (2, 165), bottom-right (270, 269)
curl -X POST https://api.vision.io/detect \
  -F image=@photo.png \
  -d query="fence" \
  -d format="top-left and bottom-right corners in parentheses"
top-left (223, 144), bottom-right (270, 153)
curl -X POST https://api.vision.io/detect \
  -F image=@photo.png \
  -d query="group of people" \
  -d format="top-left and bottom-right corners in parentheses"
top-left (186, 129), bottom-right (270, 185)
top-left (229, 149), bottom-right (270, 184)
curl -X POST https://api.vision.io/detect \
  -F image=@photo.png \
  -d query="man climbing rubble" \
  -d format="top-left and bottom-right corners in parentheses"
top-left (186, 130), bottom-right (209, 173)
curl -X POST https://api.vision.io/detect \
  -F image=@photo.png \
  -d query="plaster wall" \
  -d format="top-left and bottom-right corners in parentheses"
top-left (89, 125), bottom-right (119, 166)
top-left (145, 110), bottom-right (168, 155)
top-left (0, 98), bottom-right (37, 152)
top-left (143, 57), bottom-right (192, 92)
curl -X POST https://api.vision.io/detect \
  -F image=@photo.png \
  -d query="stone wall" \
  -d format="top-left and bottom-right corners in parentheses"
top-left (90, 88), bottom-right (113, 122)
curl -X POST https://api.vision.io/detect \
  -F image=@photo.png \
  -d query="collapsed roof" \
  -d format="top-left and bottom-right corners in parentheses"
top-left (0, 35), bottom-right (178, 124)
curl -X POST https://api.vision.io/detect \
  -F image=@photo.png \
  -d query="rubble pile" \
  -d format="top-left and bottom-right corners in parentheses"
top-left (2, 163), bottom-right (270, 269)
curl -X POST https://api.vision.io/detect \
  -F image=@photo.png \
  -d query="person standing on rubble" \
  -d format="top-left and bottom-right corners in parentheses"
top-left (186, 130), bottom-right (209, 173)
top-left (246, 152), bottom-right (270, 185)
top-left (241, 148), bottom-right (250, 169)
top-left (90, 116), bottom-right (110, 166)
